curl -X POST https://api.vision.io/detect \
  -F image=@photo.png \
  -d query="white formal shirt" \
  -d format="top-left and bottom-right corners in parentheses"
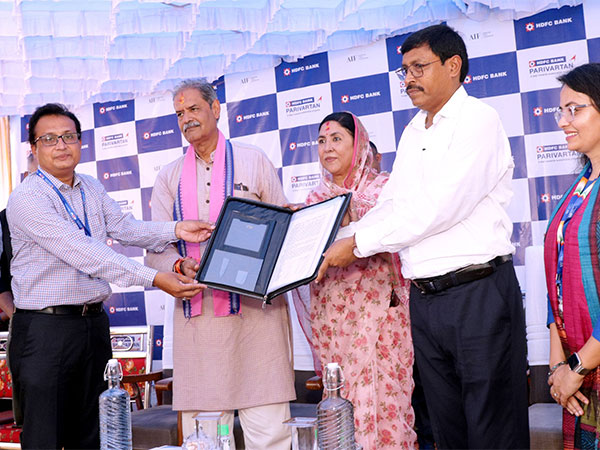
top-left (353, 86), bottom-right (515, 279)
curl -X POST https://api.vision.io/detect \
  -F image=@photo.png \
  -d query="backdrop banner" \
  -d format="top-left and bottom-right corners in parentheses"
top-left (9, 3), bottom-right (599, 366)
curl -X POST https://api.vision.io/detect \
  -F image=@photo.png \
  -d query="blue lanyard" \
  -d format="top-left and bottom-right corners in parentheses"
top-left (36, 169), bottom-right (91, 237)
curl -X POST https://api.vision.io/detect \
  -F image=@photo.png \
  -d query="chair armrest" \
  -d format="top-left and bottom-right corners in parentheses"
top-left (122, 371), bottom-right (168, 408)
top-left (306, 375), bottom-right (323, 391)
top-left (155, 376), bottom-right (173, 406)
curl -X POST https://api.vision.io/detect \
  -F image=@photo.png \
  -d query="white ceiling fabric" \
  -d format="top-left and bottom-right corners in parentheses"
top-left (0, 0), bottom-right (583, 115)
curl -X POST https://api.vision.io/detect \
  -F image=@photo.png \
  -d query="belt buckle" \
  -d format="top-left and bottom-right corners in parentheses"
top-left (82, 304), bottom-right (90, 316)
top-left (412, 279), bottom-right (434, 295)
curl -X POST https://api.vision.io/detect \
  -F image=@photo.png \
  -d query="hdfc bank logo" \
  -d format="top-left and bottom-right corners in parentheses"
top-left (143, 132), bottom-right (150, 140)
top-left (283, 68), bottom-right (291, 76)
top-left (537, 146), bottom-right (544, 153)
top-left (103, 172), bottom-right (110, 180)
top-left (529, 61), bottom-right (536, 68)
top-left (155, 339), bottom-right (162, 347)
top-left (463, 75), bottom-right (472, 84)
top-left (99, 106), bottom-right (106, 114)
top-left (289, 142), bottom-right (297, 151)
top-left (236, 115), bottom-right (243, 123)
top-left (291, 176), bottom-right (297, 183)
top-left (526, 22), bottom-right (535, 32)
top-left (341, 95), bottom-right (349, 104)
top-left (25, 123), bottom-right (29, 130)
top-left (109, 306), bottom-right (116, 314)
top-left (540, 193), bottom-right (550, 203)
top-left (396, 46), bottom-right (402, 55)
top-left (533, 107), bottom-right (543, 117)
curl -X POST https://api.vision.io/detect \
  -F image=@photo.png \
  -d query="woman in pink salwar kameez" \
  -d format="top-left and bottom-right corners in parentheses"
top-left (306, 112), bottom-right (416, 449)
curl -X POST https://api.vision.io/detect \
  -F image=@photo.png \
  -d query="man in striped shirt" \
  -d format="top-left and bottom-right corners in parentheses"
top-left (6, 103), bottom-right (212, 449)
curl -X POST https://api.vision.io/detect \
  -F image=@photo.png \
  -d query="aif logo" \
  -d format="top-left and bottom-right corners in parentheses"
top-left (236, 115), bottom-right (243, 123)
top-left (284, 68), bottom-right (291, 76)
top-left (143, 132), bottom-right (150, 140)
top-left (533, 107), bottom-right (543, 117)
top-left (289, 142), bottom-right (297, 151)
top-left (526, 22), bottom-right (535, 32)
top-left (341, 95), bottom-right (349, 104)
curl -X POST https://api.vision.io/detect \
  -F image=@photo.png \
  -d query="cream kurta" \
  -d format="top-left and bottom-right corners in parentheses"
top-left (146, 140), bottom-right (296, 411)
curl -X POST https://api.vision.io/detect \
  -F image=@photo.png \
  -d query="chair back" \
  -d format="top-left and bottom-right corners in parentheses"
top-left (110, 326), bottom-right (154, 409)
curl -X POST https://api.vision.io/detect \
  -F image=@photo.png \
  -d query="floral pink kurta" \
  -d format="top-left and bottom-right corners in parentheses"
top-left (311, 254), bottom-right (415, 449)
top-left (306, 113), bottom-right (416, 449)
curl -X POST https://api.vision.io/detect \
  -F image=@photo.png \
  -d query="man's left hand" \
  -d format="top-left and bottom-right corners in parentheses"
top-left (316, 236), bottom-right (358, 282)
top-left (175, 220), bottom-right (214, 243)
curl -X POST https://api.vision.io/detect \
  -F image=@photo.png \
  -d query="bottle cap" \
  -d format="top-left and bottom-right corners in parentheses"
top-left (218, 424), bottom-right (229, 435)
top-left (104, 358), bottom-right (123, 381)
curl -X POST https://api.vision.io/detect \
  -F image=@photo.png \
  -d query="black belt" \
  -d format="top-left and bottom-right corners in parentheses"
top-left (16, 303), bottom-right (105, 316)
top-left (412, 254), bottom-right (513, 295)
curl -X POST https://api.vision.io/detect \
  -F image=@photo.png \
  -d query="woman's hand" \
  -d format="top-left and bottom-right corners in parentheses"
top-left (548, 364), bottom-right (588, 415)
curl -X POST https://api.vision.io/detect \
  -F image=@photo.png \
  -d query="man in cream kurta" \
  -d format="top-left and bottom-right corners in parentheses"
top-left (146, 79), bottom-right (295, 449)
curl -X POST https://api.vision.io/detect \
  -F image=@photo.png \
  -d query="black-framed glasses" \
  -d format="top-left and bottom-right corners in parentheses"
top-left (395, 59), bottom-right (441, 80)
top-left (554, 104), bottom-right (592, 124)
top-left (33, 132), bottom-right (81, 146)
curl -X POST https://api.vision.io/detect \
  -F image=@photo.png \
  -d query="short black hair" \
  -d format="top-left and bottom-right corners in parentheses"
top-left (401, 24), bottom-right (469, 83)
top-left (319, 112), bottom-right (355, 137)
top-left (28, 103), bottom-right (82, 146)
top-left (557, 63), bottom-right (600, 111)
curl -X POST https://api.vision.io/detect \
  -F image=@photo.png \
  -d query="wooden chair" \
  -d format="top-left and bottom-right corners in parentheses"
top-left (110, 326), bottom-right (181, 450)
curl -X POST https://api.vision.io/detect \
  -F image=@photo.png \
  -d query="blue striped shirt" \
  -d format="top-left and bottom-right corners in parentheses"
top-left (6, 169), bottom-right (177, 309)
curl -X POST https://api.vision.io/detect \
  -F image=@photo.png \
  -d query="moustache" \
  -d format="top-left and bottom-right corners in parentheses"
top-left (406, 84), bottom-right (424, 93)
top-left (183, 121), bottom-right (201, 132)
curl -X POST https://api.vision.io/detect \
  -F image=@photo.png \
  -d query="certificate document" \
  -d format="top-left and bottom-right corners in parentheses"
top-left (196, 194), bottom-right (351, 303)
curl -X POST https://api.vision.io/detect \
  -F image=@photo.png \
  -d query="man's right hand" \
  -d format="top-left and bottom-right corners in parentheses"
top-left (153, 271), bottom-right (205, 298)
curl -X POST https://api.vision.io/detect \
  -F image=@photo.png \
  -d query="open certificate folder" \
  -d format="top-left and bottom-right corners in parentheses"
top-left (195, 193), bottom-right (352, 304)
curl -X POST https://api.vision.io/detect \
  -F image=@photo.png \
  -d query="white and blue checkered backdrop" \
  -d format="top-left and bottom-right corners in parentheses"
top-left (8, 3), bottom-right (599, 364)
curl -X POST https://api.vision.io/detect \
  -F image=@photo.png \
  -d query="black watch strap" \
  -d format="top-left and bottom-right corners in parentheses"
top-left (567, 352), bottom-right (591, 376)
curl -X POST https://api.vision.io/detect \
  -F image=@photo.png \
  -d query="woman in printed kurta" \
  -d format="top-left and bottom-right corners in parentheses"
top-left (307, 112), bottom-right (416, 449)
top-left (545, 63), bottom-right (600, 449)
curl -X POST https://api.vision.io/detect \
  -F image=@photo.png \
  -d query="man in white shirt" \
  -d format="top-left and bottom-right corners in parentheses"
top-left (317, 24), bottom-right (529, 449)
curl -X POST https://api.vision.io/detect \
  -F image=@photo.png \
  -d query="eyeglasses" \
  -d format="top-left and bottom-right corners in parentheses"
top-left (395, 60), bottom-right (441, 80)
top-left (554, 104), bottom-right (592, 124)
top-left (33, 132), bottom-right (81, 146)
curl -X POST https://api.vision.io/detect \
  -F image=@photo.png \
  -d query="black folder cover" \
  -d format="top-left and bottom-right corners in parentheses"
top-left (195, 193), bottom-right (351, 304)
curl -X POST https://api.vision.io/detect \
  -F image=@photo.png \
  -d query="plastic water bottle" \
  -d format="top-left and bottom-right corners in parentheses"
top-left (99, 359), bottom-right (132, 450)
top-left (316, 362), bottom-right (358, 450)
top-left (218, 424), bottom-right (231, 450)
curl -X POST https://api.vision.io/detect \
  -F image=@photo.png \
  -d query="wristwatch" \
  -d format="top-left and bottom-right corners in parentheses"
top-left (567, 352), bottom-right (591, 376)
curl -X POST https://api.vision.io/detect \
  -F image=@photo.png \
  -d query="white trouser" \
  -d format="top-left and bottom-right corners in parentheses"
top-left (182, 402), bottom-right (291, 450)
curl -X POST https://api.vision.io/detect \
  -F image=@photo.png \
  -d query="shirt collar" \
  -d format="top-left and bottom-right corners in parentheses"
top-left (194, 149), bottom-right (215, 164)
top-left (412, 85), bottom-right (467, 129)
top-left (37, 168), bottom-right (81, 189)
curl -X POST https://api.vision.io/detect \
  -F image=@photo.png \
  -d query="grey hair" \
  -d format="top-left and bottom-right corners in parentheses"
top-left (172, 79), bottom-right (217, 106)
